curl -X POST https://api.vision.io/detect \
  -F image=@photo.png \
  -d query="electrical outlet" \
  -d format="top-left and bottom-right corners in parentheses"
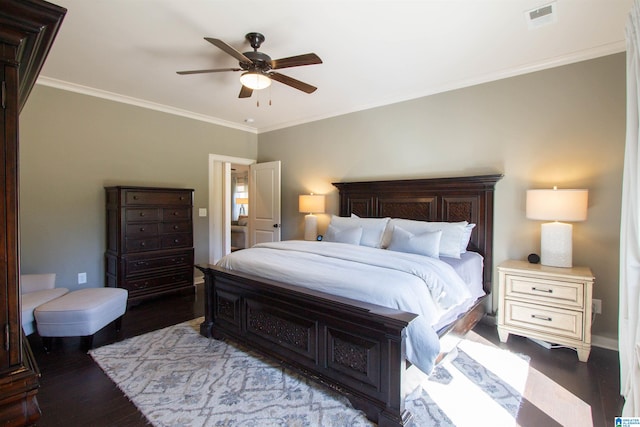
top-left (592, 298), bottom-right (602, 314)
top-left (78, 272), bottom-right (87, 284)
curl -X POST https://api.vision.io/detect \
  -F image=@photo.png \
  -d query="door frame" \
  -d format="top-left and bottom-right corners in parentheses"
top-left (208, 154), bottom-right (255, 264)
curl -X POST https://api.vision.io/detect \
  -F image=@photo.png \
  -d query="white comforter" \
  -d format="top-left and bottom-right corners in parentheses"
top-left (217, 240), bottom-right (474, 374)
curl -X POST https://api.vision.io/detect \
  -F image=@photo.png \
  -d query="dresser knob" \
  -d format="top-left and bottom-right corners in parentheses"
top-left (173, 211), bottom-right (179, 216)
top-left (133, 195), bottom-right (139, 200)
top-left (173, 225), bottom-right (179, 230)
top-left (174, 239), bottom-right (179, 243)
top-left (140, 227), bottom-right (145, 232)
top-left (140, 242), bottom-right (145, 247)
top-left (139, 212), bottom-right (145, 217)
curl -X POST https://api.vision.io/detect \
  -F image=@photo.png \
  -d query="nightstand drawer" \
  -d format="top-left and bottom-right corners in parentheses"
top-left (504, 275), bottom-right (584, 308)
top-left (503, 300), bottom-right (583, 341)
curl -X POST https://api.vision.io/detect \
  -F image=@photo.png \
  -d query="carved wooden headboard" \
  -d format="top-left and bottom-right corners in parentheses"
top-left (333, 174), bottom-right (503, 293)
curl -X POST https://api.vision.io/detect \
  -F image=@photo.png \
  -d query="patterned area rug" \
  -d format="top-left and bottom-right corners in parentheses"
top-left (89, 318), bottom-right (529, 426)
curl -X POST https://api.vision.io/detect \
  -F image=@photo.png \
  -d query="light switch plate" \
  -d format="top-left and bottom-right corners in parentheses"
top-left (198, 208), bottom-right (207, 217)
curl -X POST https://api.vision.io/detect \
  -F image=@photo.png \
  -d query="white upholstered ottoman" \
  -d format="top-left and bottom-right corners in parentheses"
top-left (34, 287), bottom-right (128, 350)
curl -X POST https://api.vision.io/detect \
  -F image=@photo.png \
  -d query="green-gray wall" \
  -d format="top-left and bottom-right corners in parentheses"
top-left (19, 52), bottom-right (625, 345)
top-left (258, 53), bottom-right (625, 344)
top-left (19, 85), bottom-right (258, 293)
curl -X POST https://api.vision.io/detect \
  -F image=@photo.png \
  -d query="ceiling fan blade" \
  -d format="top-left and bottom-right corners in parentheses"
top-left (177, 68), bottom-right (241, 75)
top-left (205, 37), bottom-right (252, 63)
top-left (271, 53), bottom-right (322, 70)
top-left (239, 85), bottom-right (253, 98)
top-left (269, 72), bottom-right (317, 94)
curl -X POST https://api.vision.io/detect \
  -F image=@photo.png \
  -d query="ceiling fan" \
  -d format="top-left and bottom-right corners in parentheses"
top-left (177, 32), bottom-right (322, 98)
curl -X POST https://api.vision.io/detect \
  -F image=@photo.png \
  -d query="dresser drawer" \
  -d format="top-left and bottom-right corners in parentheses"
top-left (162, 208), bottom-right (191, 221)
top-left (125, 237), bottom-right (160, 253)
top-left (125, 251), bottom-right (193, 276)
top-left (126, 190), bottom-right (191, 206)
top-left (124, 269), bottom-right (193, 293)
top-left (126, 208), bottom-right (160, 222)
top-left (503, 300), bottom-right (583, 341)
top-left (125, 222), bottom-right (159, 237)
top-left (504, 274), bottom-right (584, 309)
top-left (160, 221), bottom-right (191, 234)
top-left (161, 233), bottom-right (192, 249)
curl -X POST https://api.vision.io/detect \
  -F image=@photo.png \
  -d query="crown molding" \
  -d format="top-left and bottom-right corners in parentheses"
top-left (36, 76), bottom-right (257, 134)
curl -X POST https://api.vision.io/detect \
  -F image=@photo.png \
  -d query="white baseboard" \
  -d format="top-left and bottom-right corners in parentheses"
top-left (592, 334), bottom-right (618, 351)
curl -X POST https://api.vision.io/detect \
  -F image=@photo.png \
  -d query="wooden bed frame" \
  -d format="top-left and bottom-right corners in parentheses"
top-left (196, 174), bottom-right (502, 426)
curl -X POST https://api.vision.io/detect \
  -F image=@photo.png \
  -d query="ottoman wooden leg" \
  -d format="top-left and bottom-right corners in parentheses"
top-left (42, 337), bottom-right (53, 353)
top-left (81, 335), bottom-right (94, 351)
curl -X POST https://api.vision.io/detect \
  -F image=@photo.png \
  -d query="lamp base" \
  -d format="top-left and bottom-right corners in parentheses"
top-left (304, 214), bottom-right (318, 241)
top-left (540, 222), bottom-right (573, 268)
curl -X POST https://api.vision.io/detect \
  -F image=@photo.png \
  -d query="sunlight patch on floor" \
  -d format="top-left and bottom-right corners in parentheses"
top-left (465, 331), bottom-right (592, 427)
top-left (522, 364), bottom-right (593, 427)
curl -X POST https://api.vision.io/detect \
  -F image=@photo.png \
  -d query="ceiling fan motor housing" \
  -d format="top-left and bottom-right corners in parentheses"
top-left (242, 51), bottom-right (272, 71)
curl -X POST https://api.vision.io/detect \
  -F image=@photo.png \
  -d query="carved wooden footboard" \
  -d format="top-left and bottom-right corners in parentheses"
top-left (197, 265), bottom-right (417, 426)
top-left (198, 174), bottom-right (502, 426)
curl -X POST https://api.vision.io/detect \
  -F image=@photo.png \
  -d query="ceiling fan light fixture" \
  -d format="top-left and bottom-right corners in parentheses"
top-left (240, 71), bottom-right (271, 90)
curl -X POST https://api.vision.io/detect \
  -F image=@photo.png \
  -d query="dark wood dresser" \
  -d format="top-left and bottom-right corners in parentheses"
top-left (105, 186), bottom-right (195, 303)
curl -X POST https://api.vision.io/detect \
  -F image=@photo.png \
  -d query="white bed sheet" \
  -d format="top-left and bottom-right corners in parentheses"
top-left (436, 251), bottom-right (485, 330)
top-left (216, 240), bottom-right (483, 374)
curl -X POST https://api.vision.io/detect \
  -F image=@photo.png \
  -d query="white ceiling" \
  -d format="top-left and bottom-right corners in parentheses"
top-left (38, 0), bottom-right (631, 134)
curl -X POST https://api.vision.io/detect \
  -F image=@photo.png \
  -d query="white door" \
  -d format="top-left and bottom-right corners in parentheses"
top-left (249, 161), bottom-right (281, 245)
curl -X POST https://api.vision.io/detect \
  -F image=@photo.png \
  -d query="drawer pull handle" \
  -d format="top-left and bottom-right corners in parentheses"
top-left (174, 239), bottom-right (180, 243)
top-left (173, 225), bottom-right (179, 230)
top-left (532, 287), bottom-right (553, 294)
top-left (140, 227), bottom-right (145, 232)
top-left (133, 196), bottom-right (139, 200)
top-left (140, 242), bottom-right (146, 247)
top-left (173, 211), bottom-right (179, 216)
top-left (531, 314), bottom-right (552, 322)
top-left (139, 212), bottom-right (145, 217)
top-left (136, 261), bottom-right (148, 266)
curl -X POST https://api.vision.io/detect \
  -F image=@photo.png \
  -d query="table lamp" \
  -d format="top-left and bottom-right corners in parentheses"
top-left (526, 187), bottom-right (588, 268)
top-left (236, 197), bottom-right (248, 215)
top-left (299, 194), bottom-right (325, 241)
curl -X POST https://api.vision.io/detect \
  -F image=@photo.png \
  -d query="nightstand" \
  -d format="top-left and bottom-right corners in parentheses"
top-left (497, 260), bottom-right (594, 362)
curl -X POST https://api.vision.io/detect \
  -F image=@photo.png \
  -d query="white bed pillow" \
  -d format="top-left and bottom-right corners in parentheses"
top-left (387, 226), bottom-right (442, 258)
top-left (329, 215), bottom-right (389, 248)
top-left (460, 223), bottom-right (476, 254)
top-left (324, 224), bottom-right (363, 245)
top-left (384, 218), bottom-right (469, 259)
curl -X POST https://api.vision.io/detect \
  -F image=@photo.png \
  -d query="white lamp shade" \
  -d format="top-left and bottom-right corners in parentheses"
top-left (527, 187), bottom-right (588, 268)
top-left (526, 188), bottom-right (588, 221)
top-left (299, 194), bottom-right (325, 214)
top-left (240, 72), bottom-right (271, 90)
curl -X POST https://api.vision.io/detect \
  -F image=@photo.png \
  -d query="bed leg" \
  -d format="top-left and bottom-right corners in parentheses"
top-left (377, 409), bottom-right (412, 427)
top-left (199, 319), bottom-right (214, 338)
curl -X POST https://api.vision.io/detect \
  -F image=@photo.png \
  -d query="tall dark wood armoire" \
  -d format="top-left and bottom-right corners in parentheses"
top-left (0, 0), bottom-right (66, 424)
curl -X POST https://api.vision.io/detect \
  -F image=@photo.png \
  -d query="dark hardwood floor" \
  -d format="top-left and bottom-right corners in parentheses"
top-left (28, 286), bottom-right (623, 427)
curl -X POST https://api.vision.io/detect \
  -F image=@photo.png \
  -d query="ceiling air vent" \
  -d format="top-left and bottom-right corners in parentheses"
top-left (525, 2), bottom-right (557, 29)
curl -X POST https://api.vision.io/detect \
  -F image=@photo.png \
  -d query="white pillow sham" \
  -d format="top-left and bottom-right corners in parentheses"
top-left (387, 226), bottom-right (442, 258)
top-left (324, 224), bottom-right (363, 245)
top-left (383, 218), bottom-right (469, 259)
top-left (329, 215), bottom-right (389, 248)
top-left (460, 223), bottom-right (476, 254)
